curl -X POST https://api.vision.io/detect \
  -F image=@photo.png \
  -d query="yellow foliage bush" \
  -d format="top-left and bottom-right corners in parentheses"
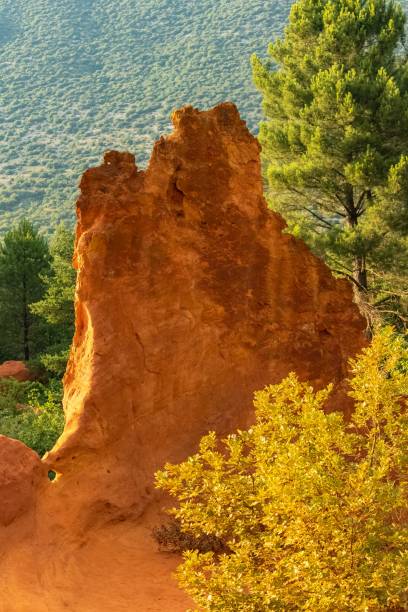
top-left (156, 330), bottom-right (408, 611)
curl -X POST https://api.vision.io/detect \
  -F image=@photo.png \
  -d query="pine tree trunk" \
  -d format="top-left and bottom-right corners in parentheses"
top-left (352, 254), bottom-right (372, 336)
top-left (22, 277), bottom-right (30, 361)
top-left (23, 311), bottom-right (30, 361)
top-left (353, 255), bottom-right (368, 294)
top-left (345, 186), bottom-right (372, 333)
top-left (345, 186), bottom-right (368, 293)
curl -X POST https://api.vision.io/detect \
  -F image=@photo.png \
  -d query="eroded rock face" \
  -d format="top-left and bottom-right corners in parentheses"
top-left (0, 103), bottom-right (367, 612)
top-left (0, 361), bottom-right (32, 382)
top-left (40, 102), bottom-right (366, 528)
top-left (0, 436), bottom-right (45, 526)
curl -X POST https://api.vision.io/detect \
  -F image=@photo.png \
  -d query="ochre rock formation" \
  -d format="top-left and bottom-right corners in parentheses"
top-left (0, 103), bottom-right (366, 611)
top-left (0, 360), bottom-right (32, 382)
top-left (0, 436), bottom-right (45, 526)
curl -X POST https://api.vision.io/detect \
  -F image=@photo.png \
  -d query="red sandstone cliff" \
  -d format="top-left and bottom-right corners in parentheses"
top-left (0, 103), bottom-right (366, 611)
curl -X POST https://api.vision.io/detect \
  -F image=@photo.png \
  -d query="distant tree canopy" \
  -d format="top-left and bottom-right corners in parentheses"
top-left (0, 220), bottom-right (51, 361)
top-left (252, 0), bottom-right (408, 327)
top-left (0, 0), bottom-right (292, 234)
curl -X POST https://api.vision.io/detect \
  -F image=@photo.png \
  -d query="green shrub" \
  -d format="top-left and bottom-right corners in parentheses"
top-left (0, 378), bottom-right (34, 410)
top-left (0, 378), bottom-right (64, 457)
top-left (39, 348), bottom-right (70, 378)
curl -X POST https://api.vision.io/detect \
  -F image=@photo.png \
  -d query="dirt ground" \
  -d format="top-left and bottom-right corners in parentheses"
top-left (0, 517), bottom-right (193, 612)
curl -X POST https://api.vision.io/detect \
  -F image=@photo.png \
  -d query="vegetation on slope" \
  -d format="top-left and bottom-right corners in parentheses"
top-left (0, 0), bottom-right (293, 233)
top-left (0, 378), bottom-right (64, 457)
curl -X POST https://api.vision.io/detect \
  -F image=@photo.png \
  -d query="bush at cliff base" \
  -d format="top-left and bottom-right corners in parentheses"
top-left (0, 378), bottom-right (64, 457)
top-left (156, 329), bottom-right (408, 611)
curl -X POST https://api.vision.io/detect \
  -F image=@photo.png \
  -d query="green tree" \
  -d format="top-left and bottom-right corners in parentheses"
top-left (0, 219), bottom-right (51, 361)
top-left (252, 0), bottom-right (408, 323)
top-left (156, 330), bottom-right (408, 611)
top-left (31, 223), bottom-right (76, 376)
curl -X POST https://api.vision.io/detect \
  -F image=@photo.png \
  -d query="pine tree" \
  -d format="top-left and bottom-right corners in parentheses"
top-left (0, 220), bottom-right (51, 361)
top-left (31, 223), bottom-right (76, 376)
top-left (252, 0), bottom-right (408, 323)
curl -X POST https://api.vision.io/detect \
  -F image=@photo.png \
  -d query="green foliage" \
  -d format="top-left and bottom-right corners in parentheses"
top-left (376, 154), bottom-right (408, 233)
top-left (252, 0), bottom-right (408, 322)
top-left (0, 220), bottom-right (75, 374)
top-left (0, 223), bottom-right (71, 455)
top-left (0, 219), bottom-right (51, 361)
top-left (31, 224), bottom-right (75, 330)
top-left (31, 223), bottom-right (76, 376)
top-left (0, 378), bottom-right (34, 411)
top-left (156, 330), bottom-right (408, 611)
top-left (0, 378), bottom-right (64, 457)
top-left (0, 0), bottom-right (294, 234)
top-left (38, 349), bottom-right (71, 379)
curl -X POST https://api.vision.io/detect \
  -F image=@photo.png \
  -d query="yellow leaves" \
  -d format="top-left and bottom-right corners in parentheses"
top-left (155, 329), bottom-right (408, 610)
top-left (349, 329), bottom-right (408, 447)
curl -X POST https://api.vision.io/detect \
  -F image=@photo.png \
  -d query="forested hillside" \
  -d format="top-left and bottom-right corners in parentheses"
top-left (0, 0), bottom-right (293, 233)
